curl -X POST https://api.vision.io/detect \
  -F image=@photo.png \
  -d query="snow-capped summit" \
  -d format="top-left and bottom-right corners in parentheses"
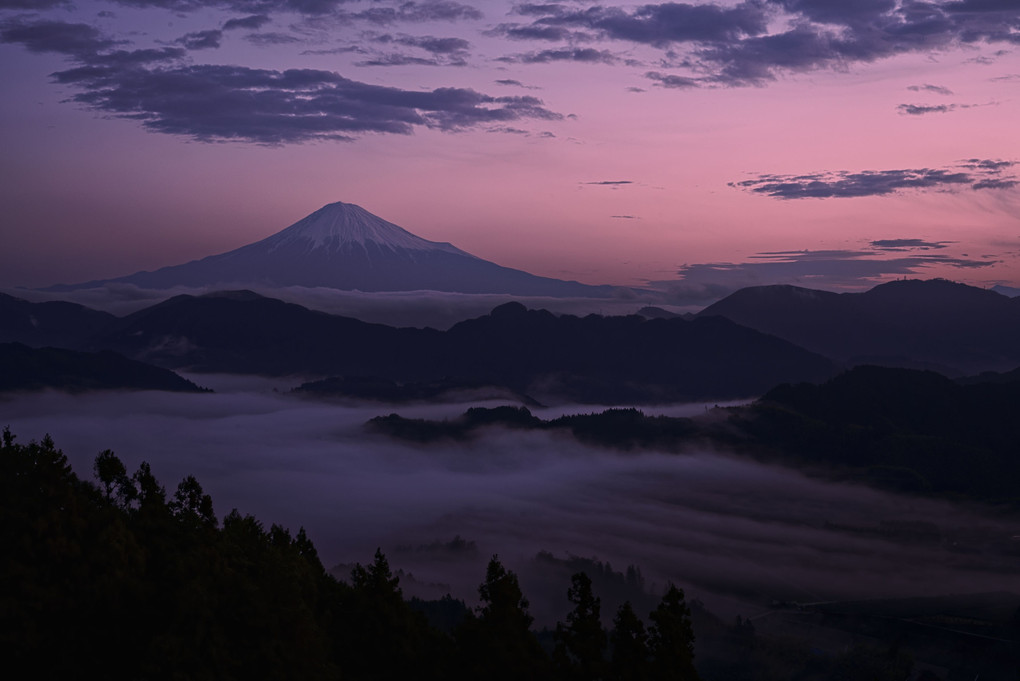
top-left (46, 202), bottom-right (615, 297)
top-left (263, 201), bottom-right (472, 257)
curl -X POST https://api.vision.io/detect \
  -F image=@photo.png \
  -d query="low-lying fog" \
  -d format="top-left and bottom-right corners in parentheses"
top-left (4, 376), bottom-right (1018, 624)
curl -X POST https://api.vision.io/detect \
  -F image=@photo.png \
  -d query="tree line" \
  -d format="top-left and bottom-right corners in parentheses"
top-left (1, 428), bottom-right (700, 681)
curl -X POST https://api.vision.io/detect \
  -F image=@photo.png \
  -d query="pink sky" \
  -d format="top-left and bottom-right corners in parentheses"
top-left (2, 0), bottom-right (1019, 296)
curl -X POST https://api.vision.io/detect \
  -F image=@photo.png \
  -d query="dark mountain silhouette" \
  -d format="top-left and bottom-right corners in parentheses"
top-left (698, 279), bottom-right (1020, 374)
top-left (956, 365), bottom-right (1020, 385)
top-left (636, 306), bottom-right (684, 319)
top-left (434, 302), bottom-right (835, 402)
top-left (373, 364), bottom-right (1020, 504)
top-left (0, 342), bottom-right (207, 393)
top-left (45, 201), bottom-right (617, 297)
top-left (78, 291), bottom-right (835, 403)
top-left (88, 289), bottom-right (426, 376)
top-left (0, 292), bottom-right (116, 347)
top-left (747, 365), bottom-right (1020, 500)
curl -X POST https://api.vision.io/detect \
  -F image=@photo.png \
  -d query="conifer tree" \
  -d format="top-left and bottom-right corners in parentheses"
top-left (554, 571), bottom-right (607, 680)
top-left (458, 555), bottom-right (551, 680)
top-left (648, 584), bottom-right (699, 681)
top-left (610, 601), bottom-right (650, 681)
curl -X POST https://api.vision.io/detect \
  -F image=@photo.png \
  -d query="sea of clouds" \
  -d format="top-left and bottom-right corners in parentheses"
top-left (4, 375), bottom-right (1017, 624)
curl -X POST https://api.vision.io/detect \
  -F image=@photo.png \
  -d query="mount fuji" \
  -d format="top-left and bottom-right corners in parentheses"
top-left (48, 202), bottom-right (616, 297)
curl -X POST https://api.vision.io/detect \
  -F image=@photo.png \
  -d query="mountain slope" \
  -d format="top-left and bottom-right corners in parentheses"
top-left (46, 202), bottom-right (617, 297)
top-left (0, 292), bottom-right (116, 348)
top-left (85, 291), bottom-right (835, 402)
top-left (698, 279), bottom-right (1020, 374)
top-left (0, 342), bottom-right (207, 393)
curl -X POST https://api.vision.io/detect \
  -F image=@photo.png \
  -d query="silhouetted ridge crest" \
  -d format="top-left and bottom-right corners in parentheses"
top-left (54, 295), bottom-right (835, 402)
top-left (699, 278), bottom-right (1020, 374)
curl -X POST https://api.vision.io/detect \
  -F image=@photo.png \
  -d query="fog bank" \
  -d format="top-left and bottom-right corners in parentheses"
top-left (4, 382), bottom-right (1017, 623)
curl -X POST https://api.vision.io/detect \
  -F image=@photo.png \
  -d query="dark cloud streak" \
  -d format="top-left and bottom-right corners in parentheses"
top-left (871, 239), bottom-right (951, 251)
top-left (0, 18), bottom-right (119, 56)
top-left (503, 47), bottom-right (618, 64)
top-left (357, 33), bottom-right (471, 66)
top-left (897, 103), bottom-right (956, 115)
top-left (244, 31), bottom-right (304, 46)
top-left (732, 161), bottom-right (1018, 199)
top-left (177, 29), bottom-right (223, 50)
top-left (907, 83), bottom-right (954, 95)
top-left (222, 14), bottom-right (272, 31)
top-left (645, 71), bottom-right (699, 88)
top-left (105, 0), bottom-right (350, 16)
top-left (0, 0), bottom-right (69, 7)
top-left (341, 1), bottom-right (482, 26)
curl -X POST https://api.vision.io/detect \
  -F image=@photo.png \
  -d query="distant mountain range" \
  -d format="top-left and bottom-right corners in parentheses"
top-left (698, 278), bottom-right (1020, 375)
top-left (992, 284), bottom-right (1020, 297)
top-left (6, 278), bottom-right (1020, 400)
top-left (1, 289), bottom-right (833, 403)
top-left (45, 201), bottom-right (617, 298)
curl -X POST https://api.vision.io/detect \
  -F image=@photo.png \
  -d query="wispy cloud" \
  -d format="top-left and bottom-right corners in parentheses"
top-left (494, 78), bottom-right (540, 90)
top-left (645, 71), bottom-right (699, 89)
top-left (897, 103), bottom-right (956, 115)
top-left (870, 239), bottom-right (951, 251)
top-left (175, 29), bottom-right (222, 50)
top-left (245, 31), bottom-right (303, 47)
top-left (500, 47), bottom-right (619, 64)
top-left (731, 160), bottom-right (1018, 199)
top-left (338, 1), bottom-right (482, 26)
top-left (222, 14), bottom-right (271, 31)
top-left (355, 33), bottom-right (471, 66)
top-left (907, 83), bottom-right (954, 95)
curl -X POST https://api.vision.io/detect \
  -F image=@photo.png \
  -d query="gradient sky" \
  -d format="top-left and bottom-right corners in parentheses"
top-left (2, 0), bottom-right (1019, 297)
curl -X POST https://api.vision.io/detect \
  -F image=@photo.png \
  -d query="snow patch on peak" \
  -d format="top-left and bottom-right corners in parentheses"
top-left (261, 201), bottom-right (474, 257)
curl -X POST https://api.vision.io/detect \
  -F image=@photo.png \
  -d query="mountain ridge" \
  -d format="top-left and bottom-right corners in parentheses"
top-left (4, 289), bottom-right (836, 403)
top-left (698, 278), bottom-right (1020, 375)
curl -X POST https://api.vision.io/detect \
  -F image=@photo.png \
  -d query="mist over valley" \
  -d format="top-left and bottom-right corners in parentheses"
top-left (5, 377), bottom-right (1018, 622)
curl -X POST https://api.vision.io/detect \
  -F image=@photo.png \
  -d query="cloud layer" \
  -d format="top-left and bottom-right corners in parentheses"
top-left (0, 16), bottom-right (560, 144)
top-left (3, 1), bottom-right (1020, 145)
top-left (501, 0), bottom-right (1020, 86)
